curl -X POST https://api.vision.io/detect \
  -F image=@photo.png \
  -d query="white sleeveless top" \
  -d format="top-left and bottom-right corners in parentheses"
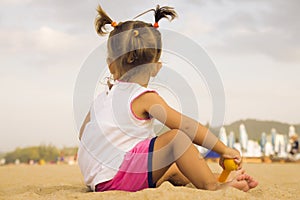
top-left (77, 81), bottom-right (156, 191)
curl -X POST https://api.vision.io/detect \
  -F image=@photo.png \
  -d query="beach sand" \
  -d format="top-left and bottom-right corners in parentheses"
top-left (0, 163), bottom-right (299, 200)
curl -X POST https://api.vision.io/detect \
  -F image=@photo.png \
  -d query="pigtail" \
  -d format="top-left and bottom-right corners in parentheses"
top-left (95, 5), bottom-right (114, 36)
top-left (134, 5), bottom-right (177, 28)
top-left (154, 5), bottom-right (177, 23)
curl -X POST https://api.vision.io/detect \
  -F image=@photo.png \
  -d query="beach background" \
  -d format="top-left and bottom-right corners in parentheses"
top-left (1, 162), bottom-right (299, 200)
top-left (1, 0), bottom-right (300, 199)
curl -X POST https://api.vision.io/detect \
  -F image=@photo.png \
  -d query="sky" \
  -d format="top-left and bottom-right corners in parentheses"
top-left (0, 0), bottom-right (299, 152)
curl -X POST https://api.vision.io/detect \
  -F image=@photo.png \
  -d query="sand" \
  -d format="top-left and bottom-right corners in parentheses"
top-left (0, 163), bottom-right (299, 200)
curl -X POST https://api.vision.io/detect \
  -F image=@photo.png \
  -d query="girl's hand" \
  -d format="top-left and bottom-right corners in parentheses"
top-left (219, 147), bottom-right (242, 169)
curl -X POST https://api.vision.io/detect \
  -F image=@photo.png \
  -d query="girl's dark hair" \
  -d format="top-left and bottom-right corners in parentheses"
top-left (95, 5), bottom-right (177, 72)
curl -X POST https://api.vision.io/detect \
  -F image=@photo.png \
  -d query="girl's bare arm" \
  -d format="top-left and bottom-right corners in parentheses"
top-left (136, 92), bottom-right (238, 159)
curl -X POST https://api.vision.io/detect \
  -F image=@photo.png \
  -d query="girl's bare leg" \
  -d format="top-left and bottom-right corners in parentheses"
top-left (152, 129), bottom-right (228, 190)
top-left (156, 163), bottom-right (190, 187)
top-left (152, 129), bottom-right (258, 191)
top-left (156, 165), bottom-right (258, 191)
top-left (156, 165), bottom-right (258, 192)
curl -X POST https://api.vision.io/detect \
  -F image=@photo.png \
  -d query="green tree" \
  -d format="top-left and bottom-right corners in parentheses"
top-left (4, 145), bottom-right (60, 164)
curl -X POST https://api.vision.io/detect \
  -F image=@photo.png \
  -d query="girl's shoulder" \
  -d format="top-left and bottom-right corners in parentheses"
top-left (115, 81), bottom-right (157, 99)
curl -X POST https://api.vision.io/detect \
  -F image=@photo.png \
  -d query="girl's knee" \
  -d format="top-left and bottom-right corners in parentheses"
top-left (154, 129), bottom-right (192, 159)
top-left (160, 129), bottom-right (193, 155)
top-left (162, 129), bottom-right (191, 143)
top-left (171, 129), bottom-right (192, 147)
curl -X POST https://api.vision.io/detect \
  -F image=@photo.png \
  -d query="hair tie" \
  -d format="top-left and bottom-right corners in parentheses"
top-left (133, 30), bottom-right (139, 37)
top-left (153, 22), bottom-right (159, 28)
top-left (111, 21), bottom-right (117, 27)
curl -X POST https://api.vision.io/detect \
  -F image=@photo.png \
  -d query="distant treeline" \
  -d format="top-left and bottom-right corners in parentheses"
top-left (3, 145), bottom-right (78, 164)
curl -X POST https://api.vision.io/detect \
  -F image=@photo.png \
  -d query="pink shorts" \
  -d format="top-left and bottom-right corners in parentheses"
top-left (95, 137), bottom-right (157, 192)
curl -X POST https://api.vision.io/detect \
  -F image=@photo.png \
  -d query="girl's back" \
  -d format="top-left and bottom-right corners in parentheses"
top-left (78, 80), bottom-right (156, 190)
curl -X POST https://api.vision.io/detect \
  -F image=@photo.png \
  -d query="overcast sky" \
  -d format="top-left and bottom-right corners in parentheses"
top-left (0, 0), bottom-right (299, 152)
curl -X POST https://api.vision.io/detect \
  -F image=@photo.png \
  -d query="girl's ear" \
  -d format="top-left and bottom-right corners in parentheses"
top-left (151, 62), bottom-right (162, 77)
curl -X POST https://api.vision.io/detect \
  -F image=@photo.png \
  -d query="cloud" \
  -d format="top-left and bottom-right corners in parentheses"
top-left (0, 26), bottom-right (97, 70)
top-left (1, 26), bottom-right (74, 52)
top-left (208, 0), bottom-right (300, 63)
top-left (0, 0), bottom-right (33, 5)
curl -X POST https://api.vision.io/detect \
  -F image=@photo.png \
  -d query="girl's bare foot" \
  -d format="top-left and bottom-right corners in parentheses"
top-left (243, 174), bottom-right (259, 189)
top-left (228, 174), bottom-right (250, 192)
top-left (227, 170), bottom-right (258, 192)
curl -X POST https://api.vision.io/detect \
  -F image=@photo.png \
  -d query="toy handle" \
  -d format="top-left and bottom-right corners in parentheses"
top-left (218, 170), bottom-right (230, 182)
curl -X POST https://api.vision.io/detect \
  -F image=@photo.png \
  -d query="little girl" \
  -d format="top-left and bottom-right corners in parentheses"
top-left (78, 5), bottom-right (258, 192)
